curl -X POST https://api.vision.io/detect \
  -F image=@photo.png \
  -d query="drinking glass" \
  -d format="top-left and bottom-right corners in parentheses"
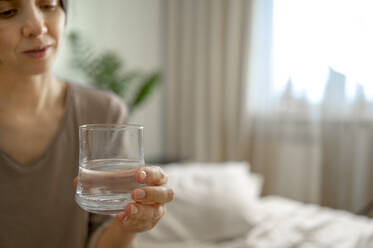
top-left (75, 124), bottom-right (145, 215)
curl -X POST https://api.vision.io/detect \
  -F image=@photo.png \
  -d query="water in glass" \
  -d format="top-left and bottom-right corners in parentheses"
top-left (75, 158), bottom-right (144, 215)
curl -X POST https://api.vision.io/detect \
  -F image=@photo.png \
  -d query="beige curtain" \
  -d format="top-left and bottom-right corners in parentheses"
top-left (238, 0), bottom-right (373, 212)
top-left (163, 0), bottom-right (373, 213)
top-left (164, 0), bottom-right (252, 162)
top-left (240, 91), bottom-right (373, 212)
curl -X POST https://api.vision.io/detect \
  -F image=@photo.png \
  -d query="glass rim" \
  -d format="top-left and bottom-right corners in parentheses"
top-left (79, 123), bottom-right (144, 130)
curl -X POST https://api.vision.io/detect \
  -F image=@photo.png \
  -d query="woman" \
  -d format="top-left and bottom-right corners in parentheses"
top-left (0, 0), bottom-right (173, 247)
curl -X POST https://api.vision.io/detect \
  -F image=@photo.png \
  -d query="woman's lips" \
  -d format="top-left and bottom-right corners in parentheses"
top-left (23, 46), bottom-right (51, 59)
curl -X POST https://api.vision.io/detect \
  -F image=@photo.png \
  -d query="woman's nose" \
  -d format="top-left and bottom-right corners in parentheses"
top-left (21, 10), bottom-right (48, 38)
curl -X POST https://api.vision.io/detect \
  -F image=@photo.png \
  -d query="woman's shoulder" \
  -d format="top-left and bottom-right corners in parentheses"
top-left (68, 82), bottom-right (121, 105)
top-left (67, 82), bottom-right (127, 124)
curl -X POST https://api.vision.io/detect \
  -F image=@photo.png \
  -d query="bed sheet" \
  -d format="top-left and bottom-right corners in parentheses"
top-left (137, 196), bottom-right (373, 248)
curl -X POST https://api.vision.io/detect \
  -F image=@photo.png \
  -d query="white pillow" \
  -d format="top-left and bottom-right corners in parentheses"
top-left (138, 161), bottom-right (263, 243)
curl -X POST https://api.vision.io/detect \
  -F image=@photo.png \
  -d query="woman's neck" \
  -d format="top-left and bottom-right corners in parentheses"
top-left (0, 72), bottom-right (66, 116)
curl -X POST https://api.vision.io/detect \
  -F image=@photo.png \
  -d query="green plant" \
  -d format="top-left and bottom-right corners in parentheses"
top-left (68, 31), bottom-right (161, 114)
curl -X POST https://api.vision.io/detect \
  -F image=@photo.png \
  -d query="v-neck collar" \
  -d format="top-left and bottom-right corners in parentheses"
top-left (0, 83), bottom-right (73, 172)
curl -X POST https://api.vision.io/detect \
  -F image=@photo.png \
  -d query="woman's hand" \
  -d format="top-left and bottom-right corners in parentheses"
top-left (115, 166), bottom-right (174, 233)
top-left (73, 166), bottom-right (173, 247)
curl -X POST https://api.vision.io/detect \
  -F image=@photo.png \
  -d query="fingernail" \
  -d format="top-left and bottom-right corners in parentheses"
top-left (117, 212), bottom-right (127, 221)
top-left (130, 205), bottom-right (138, 215)
top-left (134, 189), bottom-right (146, 199)
top-left (139, 171), bottom-right (147, 180)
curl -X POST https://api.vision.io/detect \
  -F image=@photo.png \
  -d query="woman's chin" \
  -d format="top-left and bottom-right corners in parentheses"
top-left (21, 62), bottom-right (54, 76)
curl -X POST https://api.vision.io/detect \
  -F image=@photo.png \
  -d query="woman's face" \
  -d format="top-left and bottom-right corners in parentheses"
top-left (0, 0), bottom-right (65, 76)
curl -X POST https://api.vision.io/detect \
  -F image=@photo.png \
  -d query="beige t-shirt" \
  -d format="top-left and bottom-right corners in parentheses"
top-left (0, 83), bottom-right (127, 248)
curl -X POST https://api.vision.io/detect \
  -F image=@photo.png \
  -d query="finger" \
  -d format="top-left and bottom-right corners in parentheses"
top-left (73, 177), bottom-right (78, 188)
top-left (132, 186), bottom-right (174, 204)
top-left (116, 203), bottom-right (165, 233)
top-left (118, 203), bottom-right (165, 223)
top-left (135, 166), bottom-right (168, 186)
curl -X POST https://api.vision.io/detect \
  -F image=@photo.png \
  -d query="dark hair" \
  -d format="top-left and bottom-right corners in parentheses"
top-left (60, 0), bottom-right (68, 13)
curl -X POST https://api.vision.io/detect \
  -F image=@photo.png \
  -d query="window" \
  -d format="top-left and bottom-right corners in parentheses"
top-left (272, 0), bottom-right (373, 103)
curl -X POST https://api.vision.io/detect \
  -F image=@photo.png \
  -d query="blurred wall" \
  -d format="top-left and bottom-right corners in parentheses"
top-left (54, 0), bottom-right (165, 162)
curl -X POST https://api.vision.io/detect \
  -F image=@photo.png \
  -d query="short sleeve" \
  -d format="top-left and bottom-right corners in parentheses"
top-left (106, 93), bottom-right (128, 125)
top-left (70, 83), bottom-right (128, 126)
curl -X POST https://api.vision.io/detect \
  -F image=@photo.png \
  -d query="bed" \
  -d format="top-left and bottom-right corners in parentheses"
top-left (136, 162), bottom-right (373, 248)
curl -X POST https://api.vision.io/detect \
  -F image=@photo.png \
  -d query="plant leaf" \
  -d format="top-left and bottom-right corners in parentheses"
top-left (129, 72), bottom-right (161, 112)
top-left (68, 31), bottom-right (161, 115)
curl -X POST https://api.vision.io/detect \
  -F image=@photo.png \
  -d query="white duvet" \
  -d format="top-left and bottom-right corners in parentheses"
top-left (138, 196), bottom-right (373, 248)
top-left (136, 162), bottom-right (373, 248)
top-left (245, 196), bottom-right (373, 248)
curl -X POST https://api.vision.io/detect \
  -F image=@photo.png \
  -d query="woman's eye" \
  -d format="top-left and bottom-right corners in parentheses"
top-left (41, 5), bottom-right (57, 11)
top-left (0, 9), bottom-right (17, 18)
